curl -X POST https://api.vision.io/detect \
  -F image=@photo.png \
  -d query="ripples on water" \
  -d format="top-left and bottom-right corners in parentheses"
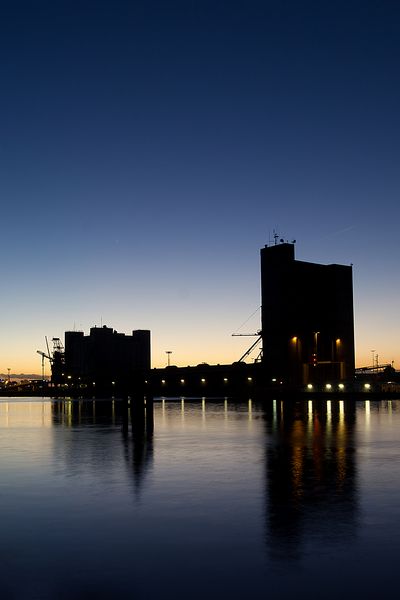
top-left (0, 397), bottom-right (399, 599)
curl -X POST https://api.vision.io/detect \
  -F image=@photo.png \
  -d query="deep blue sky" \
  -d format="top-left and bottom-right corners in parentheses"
top-left (1, 0), bottom-right (399, 372)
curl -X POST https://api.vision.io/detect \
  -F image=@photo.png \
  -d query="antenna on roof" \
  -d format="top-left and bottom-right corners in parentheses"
top-left (268, 231), bottom-right (296, 247)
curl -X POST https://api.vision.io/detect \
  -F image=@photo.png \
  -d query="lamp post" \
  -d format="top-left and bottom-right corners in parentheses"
top-left (314, 332), bottom-right (320, 361)
top-left (166, 351), bottom-right (172, 367)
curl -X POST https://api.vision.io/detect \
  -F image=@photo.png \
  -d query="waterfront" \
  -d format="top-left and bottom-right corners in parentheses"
top-left (0, 398), bottom-right (399, 599)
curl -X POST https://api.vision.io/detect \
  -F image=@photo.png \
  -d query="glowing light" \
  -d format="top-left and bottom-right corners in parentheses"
top-left (223, 378), bottom-right (228, 382)
top-left (247, 377), bottom-right (252, 381)
top-left (326, 399), bottom-right (332, 432)
top-left (326, 383), bottom-right (332, 389)
top-left (272, 378), bottom-right (277, 382)
top-left (338, 383), bottom-right (345, 389)
top-left (291, 336), bottom-right (297, 342)
top-left (307, 383), bottom-right (313, 389)
top-left (365, 400), bottom-right (370, 428)
top-left (161, 379), bottom-right (166, 384)
top-left (201, 378), bottom-right (206, 383)
top-left (364, 383), bottom-right (371, 389)
top-left (180, 379), bottom-right (185, 383)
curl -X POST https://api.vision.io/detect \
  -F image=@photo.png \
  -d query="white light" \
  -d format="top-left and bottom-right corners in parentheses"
top-left (338, 383), bottom-right (345, 389)
top-left (223, 378), bottom-right (228, 382)
top-left (364, 383), bottom-right (371, 389)
top-left (247, 377), bottom-right (252, 381)
top-left (307, 383), bottom-right (313, 389)
top-left (272, 378), bottom-right (277, 382)
top-left (326, 383), bottom-right (332, 389)
top-left (161, 379), bottom-right (166, 384)
top-left (180, 379), bottom-right (185, 383)
top-left (201, 378), bottom-right (206, 383)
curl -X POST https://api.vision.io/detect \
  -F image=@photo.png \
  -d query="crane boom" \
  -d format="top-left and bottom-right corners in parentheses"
top-left (45, 336), bottom-right (51, 359)
top-left (37, 350), bottom-right (52, 361)
top-left (237, 336), bottom-right (262, 362)
top-left (232, 329), bottom-right (261, 337)
top-left (36, 350), bottom-right (52, 381)
top-left (232, 333), bottom-right (258, 336)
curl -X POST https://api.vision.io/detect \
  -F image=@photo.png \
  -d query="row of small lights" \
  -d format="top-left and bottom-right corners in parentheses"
top-left (307, 383), bottom-right (372, 390)
top-left (160, 377), bottom-right (253, 384)
top-left (57, 377), bottom-right (373, 391)
top-left (64, 380), bottom-right (155, 386)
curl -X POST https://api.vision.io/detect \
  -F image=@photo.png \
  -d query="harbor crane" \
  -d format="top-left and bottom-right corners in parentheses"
top-left (36, 350), bottom-right (51, 381)
top-left (232, 330), bottom-right (262, 363)
top-left (36, 336), bottom-right (65, 381)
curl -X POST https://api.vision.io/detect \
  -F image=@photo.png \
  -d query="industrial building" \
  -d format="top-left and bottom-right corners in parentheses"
top-left (260, 241), bottom-right (355, 386)
top-left (63, 326), bottom-right (150, 391)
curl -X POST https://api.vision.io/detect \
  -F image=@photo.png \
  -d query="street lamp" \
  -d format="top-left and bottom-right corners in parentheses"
top-left (313, 332), bottom-right (320, 366)
top-left (314, 332), bottom-right (320, 353)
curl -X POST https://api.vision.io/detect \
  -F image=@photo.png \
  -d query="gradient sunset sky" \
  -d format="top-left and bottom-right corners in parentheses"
top-left (1, 0), bottom-right (399, 373)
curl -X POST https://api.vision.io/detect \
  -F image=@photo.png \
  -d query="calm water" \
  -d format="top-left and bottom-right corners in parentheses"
top-left (0, 397), bottom-right (399, 599)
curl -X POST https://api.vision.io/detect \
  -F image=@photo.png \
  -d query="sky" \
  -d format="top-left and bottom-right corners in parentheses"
top-left (1, 0), bottom-right (400, 373)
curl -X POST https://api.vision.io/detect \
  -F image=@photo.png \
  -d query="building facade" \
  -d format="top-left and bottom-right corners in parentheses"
top-left (260, 242), bottom-right (355, 385)
top-left (64, 326), bottom-right (151, 388)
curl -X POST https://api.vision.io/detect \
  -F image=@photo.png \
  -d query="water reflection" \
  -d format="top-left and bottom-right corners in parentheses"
top-left (122, 399), bottom-right (154, 497)
top-left (1, 397), bottom-right (400, 599)
top-left (51, 398), bottom-right (154, 499)
top-left (263, 399), bottom-right (358, 561)
top-left (0, 400), bottom-right (52, 427)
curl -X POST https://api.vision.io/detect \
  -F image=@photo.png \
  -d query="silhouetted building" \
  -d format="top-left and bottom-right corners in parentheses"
top-left (64, 326), bottom-right (150, 388)
top-left (261, 242), bottom-right (354, 385)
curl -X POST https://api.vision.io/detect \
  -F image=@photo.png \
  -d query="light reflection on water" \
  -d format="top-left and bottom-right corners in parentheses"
top-left (0, 397), bottom-right (399, 598)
